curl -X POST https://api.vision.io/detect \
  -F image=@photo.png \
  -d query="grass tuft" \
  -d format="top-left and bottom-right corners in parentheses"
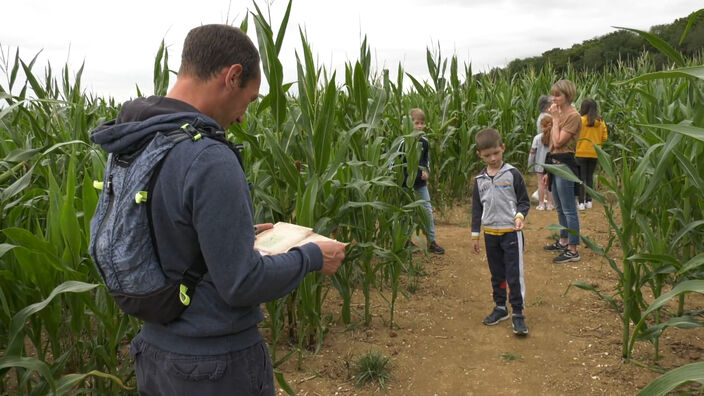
top-left (500, 352), bottom-right (522, 362)
top-left (354, 351), bottom-right (392, 389)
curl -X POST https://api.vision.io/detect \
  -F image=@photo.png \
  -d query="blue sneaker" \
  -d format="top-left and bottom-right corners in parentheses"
top-left (553, 250), bottom-right (580, 264)
top-left (483, 306), bottom-right (509, 325)
top-left (512, 314), bottom-right (528, 336)
top-left (544, 241), bottom-right (567, 251)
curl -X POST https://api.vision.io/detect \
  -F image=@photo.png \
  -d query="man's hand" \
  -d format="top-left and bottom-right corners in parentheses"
top-left (314, 240), bottom-right (346, 275)
top-left (515, 217), bottom-right (524, 231)
top-left (253, 223), bottom-right (274, 240)
top-left (472, 239), bottom-right (480, 254)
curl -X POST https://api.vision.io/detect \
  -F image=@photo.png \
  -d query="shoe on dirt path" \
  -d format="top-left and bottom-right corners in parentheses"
top-left (512, 314), bottom-right (528, 336)
top-left (544, 241), bottom-right (567, 251)
top-left (483, 306), bottom-right (509, 325)
top-left (553, 250), bottom-right (580, 263)
top-left (429, 241), bottom-right (445, 254)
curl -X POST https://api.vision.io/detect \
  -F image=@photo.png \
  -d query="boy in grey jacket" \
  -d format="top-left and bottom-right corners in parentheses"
top-left (471, 128), bottom-right (530, 336)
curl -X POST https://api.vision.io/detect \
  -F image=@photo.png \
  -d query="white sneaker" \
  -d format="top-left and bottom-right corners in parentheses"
top-left (536, 205), bottom-right (545, 211)
top-left (546, 204), bottom-right (554, 210)
top-left (578, 203), bottom-right (585, 211)
top-left (586, 201), bottom-right (592, 209)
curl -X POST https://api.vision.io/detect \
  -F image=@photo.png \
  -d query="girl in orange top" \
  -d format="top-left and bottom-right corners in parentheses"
top-left (575, 99), bottom-right (608, 210)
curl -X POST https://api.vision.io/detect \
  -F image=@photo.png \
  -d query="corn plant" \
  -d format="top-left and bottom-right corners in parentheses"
top-left (1, 3), bottom-right (702, 394)
top-left (565, 14), bottom-right (704, 393)
top-left (0, 48), bottom-right (137, 394)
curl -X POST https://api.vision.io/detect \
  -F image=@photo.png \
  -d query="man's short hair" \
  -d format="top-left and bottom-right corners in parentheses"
top-left (475, 128), bottom-right (503, 151)
top-left (179, 24), bottom-right (260, 86)
top-left (410, 108), bottom-right (425, 122)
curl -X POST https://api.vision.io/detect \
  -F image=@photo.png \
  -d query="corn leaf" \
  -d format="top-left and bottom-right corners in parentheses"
top-left (60, 151), bottom-right (82, 267)
top-left (623, 66), bottom-right (704, 84)
top-left (564, 281), bottom-right (620, 312)
top-left (0, 356), bottom-right (55, 392)
top-left (615, 27), bottom-right (685, 67)
top-left (541, 163), bottom-right (581, 184)
top-left (679, 253), bottom-right (704, 275)
top-left (636, 316), bottom-right (703, 341)
top-left (679, 9), bottom-right (704, 45)
top-left (53, 369), bottom-right (133, 395)
top-left (6, 281), bottom-right (99, 357)
top-left (642, 123), bottom-right (704, 143)
top-left (637, 362), bottom-right (704, 396)
top-left (629, 280), bottom-right (704, 354)
top-left (313, 76), bottom-right (337, 173)
top-left (273, 0), bottom-right (292, 55)
top-left (0, 164), bottom-right (33, 201)
top-left (274, 370), bottom-right (295, 396)
top-left (295, 175), bottom-right (318, 227)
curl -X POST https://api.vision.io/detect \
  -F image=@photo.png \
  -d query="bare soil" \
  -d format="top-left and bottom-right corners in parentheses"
top-left (273, 175), bottom-right (704, 395)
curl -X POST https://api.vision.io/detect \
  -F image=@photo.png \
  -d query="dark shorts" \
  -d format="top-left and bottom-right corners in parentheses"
top-left (130, 336), bottom-right (274, 396)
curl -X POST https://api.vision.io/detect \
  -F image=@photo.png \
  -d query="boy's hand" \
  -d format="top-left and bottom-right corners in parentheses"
top-left (515, 218), bottom-right (524, 231)
top-left (421, 170), bottom-right (429, 181)
top-left (472, 239), bottom-right (480, 254)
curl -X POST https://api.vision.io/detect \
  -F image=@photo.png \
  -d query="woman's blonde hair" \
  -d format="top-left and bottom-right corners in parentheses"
top-left (551, 79), bottom-right (577, 104)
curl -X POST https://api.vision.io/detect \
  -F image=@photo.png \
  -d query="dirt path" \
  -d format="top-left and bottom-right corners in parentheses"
top-left (275, 175), bottom-right (704, 395)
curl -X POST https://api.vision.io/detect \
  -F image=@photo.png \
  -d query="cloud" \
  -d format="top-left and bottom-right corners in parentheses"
top-left (2, 0), bottom-right (701, 101)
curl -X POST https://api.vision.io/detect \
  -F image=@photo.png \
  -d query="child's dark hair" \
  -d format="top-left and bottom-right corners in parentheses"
top-left (579, 98), bottom-right (601, 127)
top-left (475, 128), bottom-right (503, 151)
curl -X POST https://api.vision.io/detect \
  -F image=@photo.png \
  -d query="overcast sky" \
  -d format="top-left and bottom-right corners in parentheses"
top-left (1, 0), bottom-right (700, 102)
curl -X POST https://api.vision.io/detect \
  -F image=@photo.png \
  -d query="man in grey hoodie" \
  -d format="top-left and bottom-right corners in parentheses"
top-left (89, 24), bottom-right (346, 395)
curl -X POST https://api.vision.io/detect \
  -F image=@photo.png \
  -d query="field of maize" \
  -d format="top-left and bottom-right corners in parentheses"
top-left (0, 3), bottom-right (703, 395)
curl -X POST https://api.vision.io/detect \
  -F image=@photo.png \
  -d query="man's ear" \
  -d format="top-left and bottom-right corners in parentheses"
top-left (225, 64), bottom-right (243, 89)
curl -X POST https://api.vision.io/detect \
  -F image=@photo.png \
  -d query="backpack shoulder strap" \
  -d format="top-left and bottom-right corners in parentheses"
top-left (146, 124), bottom-right (209, 305)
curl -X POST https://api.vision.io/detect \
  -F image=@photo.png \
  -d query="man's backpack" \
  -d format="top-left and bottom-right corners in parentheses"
top-left (89, 123), bottom-right (209, 324)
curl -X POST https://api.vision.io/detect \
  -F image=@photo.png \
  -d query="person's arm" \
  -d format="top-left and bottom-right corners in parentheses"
top-left (471, 177), bottom-right (483, 253)
top-left (512, 169), bottom-right (530, 218)
top-left (420, 137), bottom-right (429, 168)
top-left (186, 144), bottom-right (325, 307)
top-left (527, 136), bottom-right (538, 169)
top-left (471, 178), bottom-right (483, 238)
top-left (550, 108), bottom-right (580, 149)
top-left (419, 137), bottom-right (430, 180)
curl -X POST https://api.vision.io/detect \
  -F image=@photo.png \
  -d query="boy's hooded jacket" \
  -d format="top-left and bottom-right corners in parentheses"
top-left (471, 163), bottom-right (530, 239)
top-left (90, 96), bottom-right (323, 355)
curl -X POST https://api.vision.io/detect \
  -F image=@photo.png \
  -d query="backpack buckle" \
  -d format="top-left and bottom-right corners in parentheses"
top-left (179, 284), bottom-right (192, 306)
top-left (180, 123), bottom-right (202, 141)
top-left (179, 267), bottom-right (204, 306)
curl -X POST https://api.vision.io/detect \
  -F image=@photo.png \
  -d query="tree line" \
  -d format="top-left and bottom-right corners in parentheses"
top-left (503, 11), bottom-right (703, 74)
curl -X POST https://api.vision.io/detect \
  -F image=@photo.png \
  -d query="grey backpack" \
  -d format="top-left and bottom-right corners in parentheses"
top-left (89, 123), bottom-right (208, 324)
